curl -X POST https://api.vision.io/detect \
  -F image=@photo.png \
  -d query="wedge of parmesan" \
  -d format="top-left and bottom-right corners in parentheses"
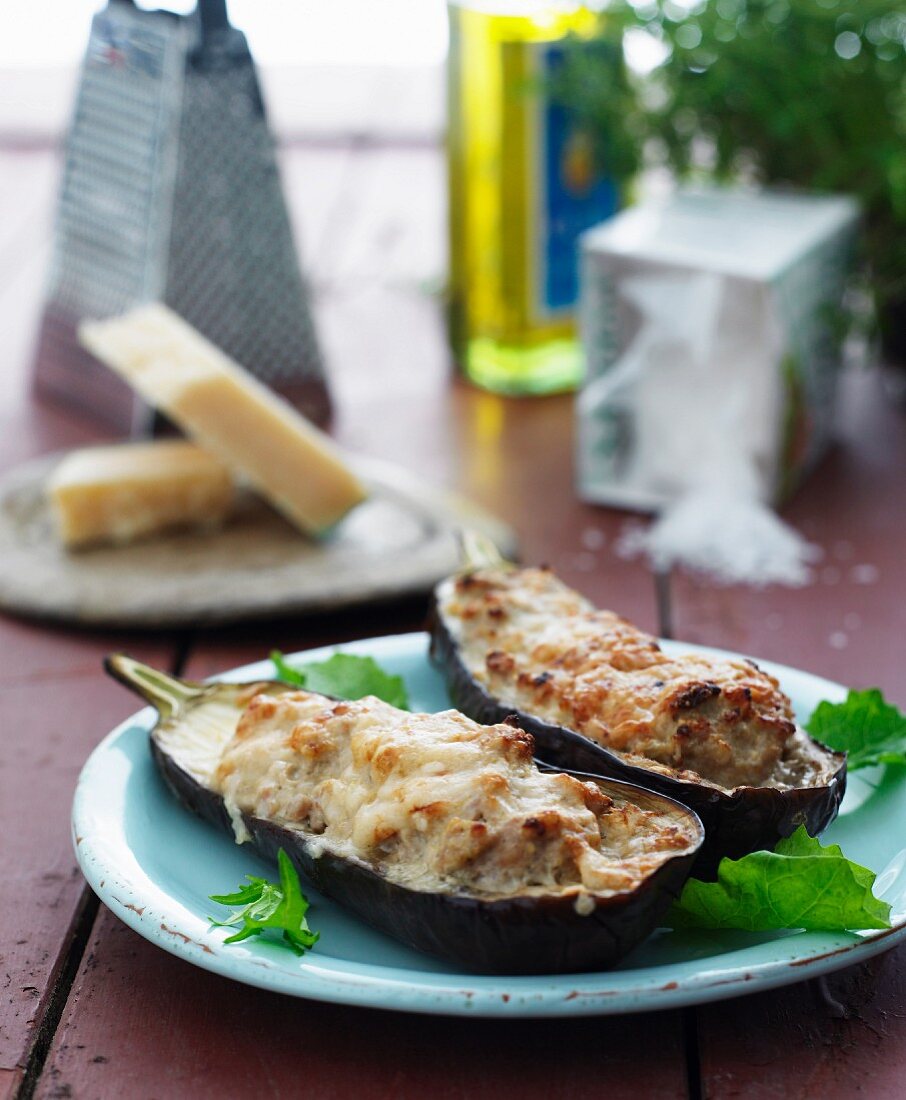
top-left (79, 304), bottom-right (367, 535)
top-left (48, 440), bottom-right (235, 550)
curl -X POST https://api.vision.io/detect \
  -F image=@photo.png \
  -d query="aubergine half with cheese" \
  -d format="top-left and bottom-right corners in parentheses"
top-left (106, 654), bottom-right (703, 975)
top-left (430, 560), bottom-right (846, 875)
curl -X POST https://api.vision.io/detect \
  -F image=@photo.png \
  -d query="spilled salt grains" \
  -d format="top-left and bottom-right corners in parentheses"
top-left (851, 564), bottom-right (880, 585)
top-left (581, 528), bottom-right (607, 551)
top-left (614, 489), bottom-right (821, 588)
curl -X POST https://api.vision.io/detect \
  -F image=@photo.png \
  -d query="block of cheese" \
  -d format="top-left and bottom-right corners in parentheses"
top-left (48, 440), bottom-right (235, 550)
top-left (79, 305), bottom-right (367, 535)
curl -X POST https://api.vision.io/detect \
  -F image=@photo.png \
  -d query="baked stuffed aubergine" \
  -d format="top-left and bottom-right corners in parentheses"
top-left (107, 654), bottom-right (703, 975)
top-left (430, 563), bottom-right (846, 874)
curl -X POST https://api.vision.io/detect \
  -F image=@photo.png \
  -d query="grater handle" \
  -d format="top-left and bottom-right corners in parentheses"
top-left (197, 0), bottom-right (231, 37)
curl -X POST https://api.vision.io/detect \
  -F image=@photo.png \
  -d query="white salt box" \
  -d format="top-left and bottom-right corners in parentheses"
top-left (578, 188), bottom-right (859, 511)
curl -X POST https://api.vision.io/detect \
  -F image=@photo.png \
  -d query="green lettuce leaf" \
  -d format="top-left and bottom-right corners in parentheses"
top-left (209, 849), bottom-right (319, 955)
top-left (806, 689), bottom-right (906, 770)
top-left (668, 827), bottom-right (891, 932)
top-left (271, 651), bottom-right (409, 709)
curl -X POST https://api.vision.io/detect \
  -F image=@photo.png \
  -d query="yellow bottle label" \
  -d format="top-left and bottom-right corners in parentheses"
top-left (519, 39), bottom-right (619, 319)
top-left (448, 4), bottom-right (619, 394)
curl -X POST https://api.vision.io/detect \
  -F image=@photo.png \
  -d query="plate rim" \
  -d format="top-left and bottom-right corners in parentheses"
top-left (72, 631), bottom-right (906, 1018)
top-left (0, 453), bottom-right (517, 629)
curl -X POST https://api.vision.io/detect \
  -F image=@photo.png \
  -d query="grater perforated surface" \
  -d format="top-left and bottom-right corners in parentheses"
top-left (165, 55), bottom-right (324, 387)
top-left (34, 0), bottom-right (328, 429)
top-left (47, 5), bottom-right (185, 320)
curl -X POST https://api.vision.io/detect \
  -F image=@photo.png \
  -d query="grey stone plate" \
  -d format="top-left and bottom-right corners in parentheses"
top-left (0, 453), bottom-right (517, 628)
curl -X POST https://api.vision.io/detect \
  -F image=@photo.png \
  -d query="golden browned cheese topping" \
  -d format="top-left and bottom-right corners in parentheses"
top-left (439, 567), bottom-right (802, 790)
top-left (213, 692), bottom-right (696, 900)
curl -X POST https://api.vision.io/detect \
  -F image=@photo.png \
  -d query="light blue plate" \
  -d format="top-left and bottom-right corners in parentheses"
top-left (73, 632), bottom-right (906, 1017)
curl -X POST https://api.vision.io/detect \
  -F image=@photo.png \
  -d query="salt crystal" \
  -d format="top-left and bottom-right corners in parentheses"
top-left (614, 522), bottom-right (648, 561)
top-left (561, 551), bottom-right (598, 573)
top-left (851, 563), bottom-right (879, 585)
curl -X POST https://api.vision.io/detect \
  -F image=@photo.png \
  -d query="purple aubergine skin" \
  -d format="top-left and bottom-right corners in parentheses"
top-left (428, 600), bottom-right (847, 878)
top-left (150, 738), bottom-right (703, 975)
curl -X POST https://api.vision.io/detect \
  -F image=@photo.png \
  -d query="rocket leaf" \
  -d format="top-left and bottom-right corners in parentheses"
top-left (669, 827), bottom-right (891, 932)
top-left (271, 650), bottom-right (409, 709)
top-left (209, 849), bottom-right (320, 956)
top-left (806, 689), bottom-right (906, 771)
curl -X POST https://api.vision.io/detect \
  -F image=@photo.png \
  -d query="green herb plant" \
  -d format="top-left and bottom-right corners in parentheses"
top-left (271, 651), bottom-right (410, 709)
top-left (555, 1), bottom-right (906, 345)
top-left (209, 850), bottom-right (319, 956)
top-left (670, 826), bottom-right (891, 931)
top-left (807, 688), bottom-right (906, 769)
top-left (644, 0), bottom-right (906, 342)
top-left (544, 10), bottom-right (647, 188)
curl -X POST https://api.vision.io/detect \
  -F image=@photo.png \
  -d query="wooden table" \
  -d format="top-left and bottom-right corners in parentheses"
top-left (2, 142), bottom-right (905, 1100)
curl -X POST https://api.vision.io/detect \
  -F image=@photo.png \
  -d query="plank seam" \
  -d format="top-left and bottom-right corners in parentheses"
top-left (15, 634), bottom-right (189, 1099)
top-left (682, 1006), bottom-right (703, 1100)
top-left (171, 630), bottom-right (196, 678)
top-left (655, 569), bottom-right (674, 640)
top-left (16, 887), bottom-right (100, 1100)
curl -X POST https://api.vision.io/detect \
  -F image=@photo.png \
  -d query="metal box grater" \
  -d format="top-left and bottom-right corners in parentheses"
top-left (32, 0), bottom-right (330, 433)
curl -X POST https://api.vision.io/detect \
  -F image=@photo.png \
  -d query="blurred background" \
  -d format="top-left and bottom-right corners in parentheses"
top-left (0, 0), bottom-right (904, 587)
top-left (0, 0), bottom-right (448, 139)
top-left (4, 1), bottom-right (903, 371)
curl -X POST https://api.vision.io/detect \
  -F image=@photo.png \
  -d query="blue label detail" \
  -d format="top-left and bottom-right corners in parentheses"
top-left (540, 44), bottom-right (618, 314)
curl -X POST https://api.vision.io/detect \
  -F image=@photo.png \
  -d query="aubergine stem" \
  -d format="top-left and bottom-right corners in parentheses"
top-left (105, 654), bottom-right (208, 721)
top-left (458, 528), bottom-right (514, 573)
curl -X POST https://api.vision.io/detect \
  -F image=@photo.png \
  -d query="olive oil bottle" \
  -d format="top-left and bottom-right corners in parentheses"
top-left (447, 1), bottom-right (619, 395)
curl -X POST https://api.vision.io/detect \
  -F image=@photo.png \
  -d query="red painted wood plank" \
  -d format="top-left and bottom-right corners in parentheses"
top-left (39, 909), bottom-right (689, 1100)
top-left (0, 403), bottom-right (117, 474)
top-left (0, 616), bottom-right (176, 687)
top-left (698, 948), bottom-right (906, 1100)
top-left (183, 598), bottom-right (428, 681)
top-left (0, 140), bottom-right (185, 1091)
top-left (669, 367), bottom-right (906, 705)
top-left (0, 659), bottom-right (175, 1086)
top-left (666, 368), bottom-right (906, 1090)
top-left (0, 1068), bottom-right (22, 1100)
